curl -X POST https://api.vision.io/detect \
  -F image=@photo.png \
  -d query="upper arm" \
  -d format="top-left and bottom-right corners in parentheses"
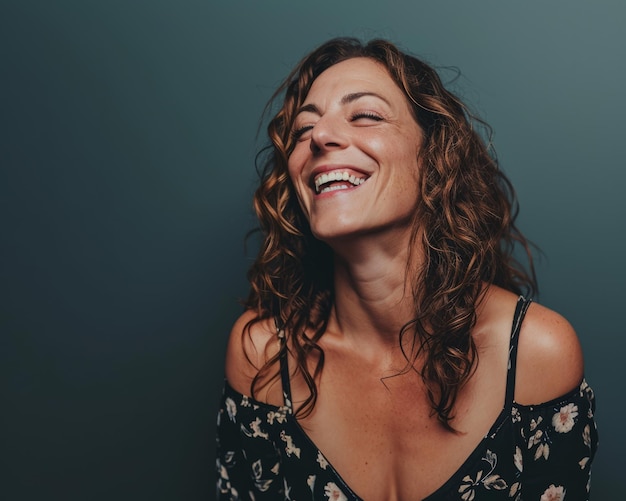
top-left (224, 309), bottom-right (280, 398)
top-left (514, 302), bottom-right (584, 405)
top-left (217, 311), bottom-right (282, 498)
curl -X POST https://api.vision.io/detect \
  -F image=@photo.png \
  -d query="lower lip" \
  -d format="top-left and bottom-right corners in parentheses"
top-left (315, 183), bottom-right (363, 197)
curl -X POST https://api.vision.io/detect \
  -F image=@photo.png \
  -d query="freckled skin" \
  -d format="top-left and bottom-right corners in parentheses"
top-left (287, 58), bottom-right (422, 251)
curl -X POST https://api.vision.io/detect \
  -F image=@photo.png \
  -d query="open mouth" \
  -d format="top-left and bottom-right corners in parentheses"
top-left (314, 170), bottom-right (368, 194)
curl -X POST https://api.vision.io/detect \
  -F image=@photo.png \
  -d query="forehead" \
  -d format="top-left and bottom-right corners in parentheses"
top-left (304, 57), bottom-right (405, 103)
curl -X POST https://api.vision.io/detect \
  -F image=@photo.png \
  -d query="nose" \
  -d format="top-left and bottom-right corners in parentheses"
top-left (309, 115), bottom-right (347, 154)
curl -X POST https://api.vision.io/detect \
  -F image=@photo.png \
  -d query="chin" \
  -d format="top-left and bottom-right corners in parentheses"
top-left (307, 214), bottom-right (358, 239)
top-left (309, 222), bottom-right (378, 245)
top-left (310, 227), bottom-right (352, 243)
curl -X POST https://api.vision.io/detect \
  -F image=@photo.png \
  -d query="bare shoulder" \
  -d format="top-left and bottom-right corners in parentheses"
top-left (224, 309), bottom-right (280, 398)
top-left (514, 301), bottom-right (584, 405)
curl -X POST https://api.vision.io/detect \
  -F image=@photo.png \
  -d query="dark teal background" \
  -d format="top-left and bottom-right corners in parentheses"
top-left (2, 1), bottom-right (623, 499)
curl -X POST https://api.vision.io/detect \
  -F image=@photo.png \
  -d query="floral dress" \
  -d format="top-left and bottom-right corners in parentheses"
top-left (216, 298), bottom-right (598, 500)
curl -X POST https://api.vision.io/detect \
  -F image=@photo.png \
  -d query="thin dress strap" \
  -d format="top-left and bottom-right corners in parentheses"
top-left (505, 296), bottom-right (532, 406)
top-left (276, 323), bottom-right (294, 410)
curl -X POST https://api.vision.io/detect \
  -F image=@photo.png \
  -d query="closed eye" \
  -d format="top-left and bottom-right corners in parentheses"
top-left (291, 125), bottom-right (314, 140)
top-left (350, 112), bottom-right (384, 122)
top-left (291, 112), bottom-right (382, 141)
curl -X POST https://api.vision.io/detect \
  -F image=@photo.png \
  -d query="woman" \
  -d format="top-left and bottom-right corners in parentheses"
top-left (216, 38), bottom-right (597, 500)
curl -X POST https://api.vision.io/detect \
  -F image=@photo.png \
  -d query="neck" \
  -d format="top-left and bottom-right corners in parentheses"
top-left (327, 229), bottom-right (424, 352)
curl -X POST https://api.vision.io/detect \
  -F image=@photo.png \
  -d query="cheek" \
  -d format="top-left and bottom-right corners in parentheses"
top-left (287, 148), bottom-right (316, 206)
top-left (286, 159), bottom-right (310, 215)
top-left (360, 127), bottom-right (420, 159)
top-left (286, 158), bottom-right (300, 188)
top-left (287, 146), bottom-right (306, 181)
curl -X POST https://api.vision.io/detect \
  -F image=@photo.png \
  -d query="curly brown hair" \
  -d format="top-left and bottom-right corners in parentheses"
top-left (244, 37), bottom-right (537, 430)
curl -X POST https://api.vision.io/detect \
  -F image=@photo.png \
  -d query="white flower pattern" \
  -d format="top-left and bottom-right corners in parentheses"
top-left (528, 427), bottom-right (550, 461)
top-left (511, 406), bottom-right (521, 423)
top-left (513, 446), bottom-right (523, 472)
top-left (267, 408), bottom-right (288, 425)
top-left (458, 450), bottom-right (508, 500)
top-left (552, 403), bottom-right (578, 433)
top-left (248, 417), bottom-right (269, 439)
top-left (582, 424), bottom-right (591, 448)
top-left (280, 430), bottom-right (301, 458)
top-left (317, 451), bottom-right (329, 470)
top-left (509, 481), bottom-right (521, 498)
top-left (540, 484), bottom-right (566, 501)
top-left (324, 481), bottom-right (348, 501)
top-left (225, 397), bottom-right (237, 422)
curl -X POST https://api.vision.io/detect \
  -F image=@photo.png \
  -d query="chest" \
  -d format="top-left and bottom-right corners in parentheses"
top-left (291, 359), bottom-right (507, 500)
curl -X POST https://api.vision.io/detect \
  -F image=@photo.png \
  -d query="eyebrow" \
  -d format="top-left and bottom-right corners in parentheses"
top-left (341, 91), bottom-right (390, 106)
top-left (295, 91), bottom-right (390, 117)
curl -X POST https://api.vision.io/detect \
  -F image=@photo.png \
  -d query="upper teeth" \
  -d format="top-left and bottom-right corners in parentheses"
top-left (314, 171), bottom-right (366, 193)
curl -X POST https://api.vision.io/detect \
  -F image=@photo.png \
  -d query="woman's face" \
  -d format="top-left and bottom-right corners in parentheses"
top-left (287, 57), bottom-right (423, 245)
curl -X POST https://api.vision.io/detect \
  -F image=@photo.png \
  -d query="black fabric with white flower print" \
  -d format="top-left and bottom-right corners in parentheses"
top-left (216, 298), bottom-right (598, 500)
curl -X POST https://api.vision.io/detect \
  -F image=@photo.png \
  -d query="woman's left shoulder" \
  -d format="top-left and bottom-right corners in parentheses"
top-left (514, 300), bottom-right (585, 405)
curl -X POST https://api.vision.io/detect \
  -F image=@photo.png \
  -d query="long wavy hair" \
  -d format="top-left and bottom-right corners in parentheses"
top-left (244, 37), bottom-right (536, 429)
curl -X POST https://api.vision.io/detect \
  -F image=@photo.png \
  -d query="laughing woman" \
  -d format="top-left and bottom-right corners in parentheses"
top-left (216, 38), bottom-right (597, 500)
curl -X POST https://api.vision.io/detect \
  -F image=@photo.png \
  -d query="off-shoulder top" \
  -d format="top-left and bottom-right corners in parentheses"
top-left (216, 297), bottom-right (598, 500)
